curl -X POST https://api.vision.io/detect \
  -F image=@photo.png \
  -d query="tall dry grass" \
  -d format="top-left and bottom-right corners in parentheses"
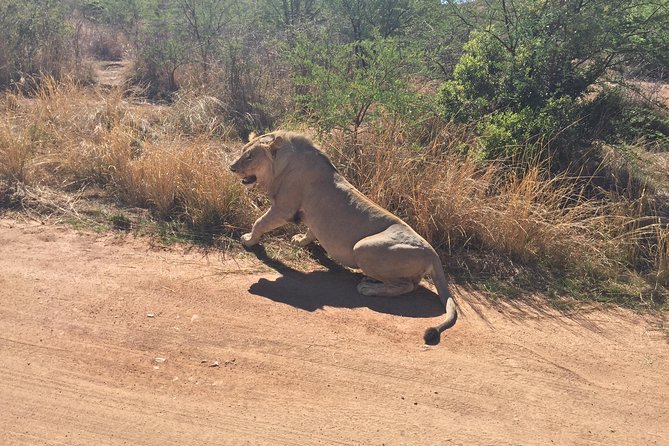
top-left (322, 120), bottom-right (663, 281)
top-left (0, 79), bottom-right (255, 232)
top-left (112, 139), bottom-right (252, 231)
top-left (0, 119), bottom-right (33, 183)
top-left (0, 80), bottom-right (666, 304)
top-left (657, 228), bottom-right (669, 286)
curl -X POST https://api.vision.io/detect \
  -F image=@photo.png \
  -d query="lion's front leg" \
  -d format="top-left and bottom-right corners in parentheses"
top-left (291, 228), bottom-right (316, 247)
top-left (241, 207), bottom-right (289, 247)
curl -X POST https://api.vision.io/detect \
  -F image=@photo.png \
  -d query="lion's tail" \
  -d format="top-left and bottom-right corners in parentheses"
top-left (423, 255), bottom-right (457, 344)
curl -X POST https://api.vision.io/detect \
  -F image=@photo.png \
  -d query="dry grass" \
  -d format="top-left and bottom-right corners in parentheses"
top-left (114, 139), bottom-right (252, 230)
top-left (657, 228), bottom-right (669, 286)
top-left (0, 78), bottom-right (256, 233)
top-left (326, 125), bottom-right (599, 270)
top-left (0, 120), bottom-right (33, 183)
top-left (0, 79), bottom-right (666, 306)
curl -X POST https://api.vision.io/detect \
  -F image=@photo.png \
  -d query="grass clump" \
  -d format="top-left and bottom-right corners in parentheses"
top-left (0, 79), bottom-right (256, 238)
top-left (321, 119), bottom-right (667, 308)
top-left (0, 80), bottom-right (666, 309)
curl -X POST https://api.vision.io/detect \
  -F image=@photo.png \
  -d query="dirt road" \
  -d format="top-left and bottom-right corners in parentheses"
top-left (1, 217), bottom-right (667, 445)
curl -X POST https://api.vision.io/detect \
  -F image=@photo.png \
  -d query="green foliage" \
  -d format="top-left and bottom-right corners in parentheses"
top-left (289, 35), bottom-right (425, 135)
top-left (88, 0), bottom-right (146, 33)
top-left (473, 96), bottom-right (578, 160)
top-left (177, 0), bottom-right (232, 74)
top-left (439, 0), bottom-right (669, 159)
top-left (583, 88), bottom-right (669, 151)
top-left (327, 0), bottom-right (414, 42)
top-left (131, 2), bottom-right (187, 96)
top-left (0, 0), bottom-right (74, 89)
top-left (260, 0), bottom-right (322, 31)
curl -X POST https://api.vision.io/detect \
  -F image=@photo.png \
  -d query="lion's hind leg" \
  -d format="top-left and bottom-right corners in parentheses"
top-left (356, 278), bottom-right (417, 296)
top-left (353, 225), bottom-right (431, 297)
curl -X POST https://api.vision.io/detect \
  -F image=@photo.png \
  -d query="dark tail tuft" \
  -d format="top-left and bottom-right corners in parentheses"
top-left (423, 327), bottom-right (441, 345)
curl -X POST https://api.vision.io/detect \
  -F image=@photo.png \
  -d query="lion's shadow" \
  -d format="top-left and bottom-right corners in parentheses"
top-left (246, 244), bottom-right (443, 318)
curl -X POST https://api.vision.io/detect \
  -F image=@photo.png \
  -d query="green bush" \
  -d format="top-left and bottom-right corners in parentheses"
top-left (438, 0), bottom-right (669, 160)
top-left (581, 87), bottom-right (669, 151)
top-left (0, 1), bottom-right (73, 89)
top-left (288, 35), bottom-right (425, 136)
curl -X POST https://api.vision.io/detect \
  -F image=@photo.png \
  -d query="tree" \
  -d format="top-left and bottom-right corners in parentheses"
top-left (329, 0), bottom-right (415, 42)
top-left (438, 0), bottom-right (669, 159)
top-left (443, 0), bottom-right (669, 109)
top-left (93, 0), bottom-right (147, 49)
top-left (178, 0), bottom-right (231, 76)
top-left (0, 0), bottom-right (73, 89)
top-left (289, 36), bottom-right (422, 139)
top-left (132, 1), bottom-right (187, 95)
top-left (261, 0), bottom-right (321, 28)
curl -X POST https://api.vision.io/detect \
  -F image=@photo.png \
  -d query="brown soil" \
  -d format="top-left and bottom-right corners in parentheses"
top-left (1, 216), bottom-right (667, 445)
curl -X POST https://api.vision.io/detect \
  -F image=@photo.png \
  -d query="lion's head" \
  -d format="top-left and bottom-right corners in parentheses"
top-left (229, 133), bottom-right (283, 190)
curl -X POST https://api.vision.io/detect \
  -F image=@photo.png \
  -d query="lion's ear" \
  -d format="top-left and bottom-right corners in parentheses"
top-left (268, 135), bottom-right (283, 156)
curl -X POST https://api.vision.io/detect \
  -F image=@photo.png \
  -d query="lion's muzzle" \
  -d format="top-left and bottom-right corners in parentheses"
top-left (241, 175), bottom-right (257, 185)
top-left (229, 164), bottom-right (257, 186)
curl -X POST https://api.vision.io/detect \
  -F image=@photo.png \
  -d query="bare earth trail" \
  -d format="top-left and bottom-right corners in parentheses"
top-left (0, 217), bottom-right (668, 445)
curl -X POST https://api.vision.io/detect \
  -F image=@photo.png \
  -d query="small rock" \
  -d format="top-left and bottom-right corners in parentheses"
top-left (154, 357), bottom-right (167, 364)
top-left (146, 313), bottom-right (155, 318)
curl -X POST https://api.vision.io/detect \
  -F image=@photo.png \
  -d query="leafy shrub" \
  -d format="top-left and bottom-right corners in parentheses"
top-left (0, 1), bottom-right (73, 90)
top-left (581, 87), bottom-right (669, 152)
top-left (438, 0), bottom-right (669, 160)
top-left (288, 35), bottom-right (426, 137)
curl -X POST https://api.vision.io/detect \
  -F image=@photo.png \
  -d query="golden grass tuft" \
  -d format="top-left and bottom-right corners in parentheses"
top-left (0, 79), bottom-right (255, 233)
top-left (657, 228), bottom-right (669, 286)
top-left (0, 79), bottom-right (666, 305)
top-left (0, 122), bottom-right (34, 183)
top-left (111, 139), bottom-right (254, 230)
top-left (164, 90), bottom-right (236, 138)
top-left (322, 122), bottom-right (652, 277)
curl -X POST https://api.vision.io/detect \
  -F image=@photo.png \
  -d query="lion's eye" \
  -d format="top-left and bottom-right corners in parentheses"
top-left (245, 153), bottom-right (253, 160)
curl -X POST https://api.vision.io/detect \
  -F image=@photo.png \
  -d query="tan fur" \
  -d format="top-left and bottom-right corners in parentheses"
top-left (229, 131), bottom-right (457, 343)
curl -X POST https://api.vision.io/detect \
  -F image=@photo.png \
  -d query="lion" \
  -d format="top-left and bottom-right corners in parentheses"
top-left (229, 131), bottom-right (457, 344)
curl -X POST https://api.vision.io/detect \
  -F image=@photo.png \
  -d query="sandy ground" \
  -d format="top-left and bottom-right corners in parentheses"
top-left (0, 216), bottom-right (668, 445)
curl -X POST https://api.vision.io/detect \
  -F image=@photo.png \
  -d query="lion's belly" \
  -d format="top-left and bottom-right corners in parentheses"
top-left (303, 214), bottom-right (393, 270)
top-left (317, 237), bottom-right (359, 269)
top-left (301, 174), bottom-right (402, 269)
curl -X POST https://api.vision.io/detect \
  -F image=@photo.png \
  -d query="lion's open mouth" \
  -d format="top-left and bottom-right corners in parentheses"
top-left (241, 175), bottom-right (257, 185)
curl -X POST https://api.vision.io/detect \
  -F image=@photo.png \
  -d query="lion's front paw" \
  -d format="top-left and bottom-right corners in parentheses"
top-left (291, 233), bottom-right (311, 247)
top-left (240, 233), bottom-right (257, 247)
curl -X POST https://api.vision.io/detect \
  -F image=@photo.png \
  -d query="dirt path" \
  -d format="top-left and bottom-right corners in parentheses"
top-left (94, 60), bottom-right (130, 87)
top-left (0, 217), bottom-right (667, 445)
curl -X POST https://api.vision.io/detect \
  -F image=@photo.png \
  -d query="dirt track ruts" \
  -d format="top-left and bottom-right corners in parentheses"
top-left (0, 217), bottom-right (667, 445)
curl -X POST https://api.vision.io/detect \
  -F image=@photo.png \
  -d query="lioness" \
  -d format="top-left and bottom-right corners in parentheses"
top-left (229, 131), bottom-right (457, 343)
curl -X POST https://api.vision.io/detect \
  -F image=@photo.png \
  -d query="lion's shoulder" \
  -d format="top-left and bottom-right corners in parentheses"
top-left (278, 132), bottom-right (337, 172)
